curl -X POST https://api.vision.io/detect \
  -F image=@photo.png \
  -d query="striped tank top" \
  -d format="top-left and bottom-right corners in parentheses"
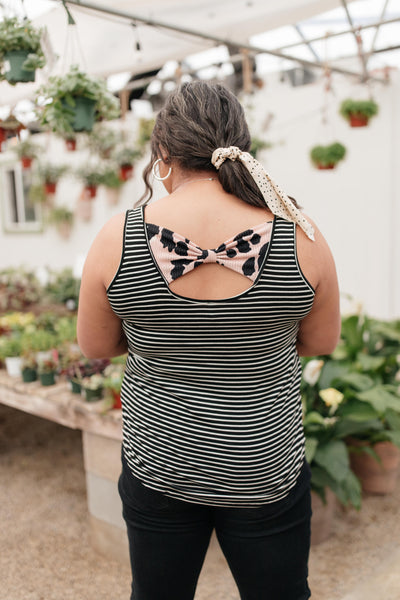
top-left (107, 206), bottom-right (315, 507)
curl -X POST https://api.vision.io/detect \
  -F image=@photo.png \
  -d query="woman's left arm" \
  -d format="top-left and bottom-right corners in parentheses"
top-left (77, 213), bottom-right (128, 359)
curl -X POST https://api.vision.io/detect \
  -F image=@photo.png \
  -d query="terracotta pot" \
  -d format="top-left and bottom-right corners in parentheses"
top-left (65, 138), bottom-right (77, 151)
top-left (44, 181), bottom-right (57, 195)
top-left (84, 184), bottom-right (97, 199)
top-left (0, 127), bottom-right (5, 151)
top-left (349, 113), bottom-right (369, 128)
top-left (119, 164), bottom-right (134, 181)
top-left (56, 222), bottom-right (72, 240)
top-left (21, 156), bottom-right (33, 169)
top-left (76, 197), bottom-right (93, 222)
top-left (106, 188), bottom-right (120, 206)
top-left (311, 488), bottom-right (336, 545)
top-left (111, 389), bottom-right (122, 409)
top-left (349, 439), bottom-right (400, 494)
top-left (317, 163), bottom-right (335, 170)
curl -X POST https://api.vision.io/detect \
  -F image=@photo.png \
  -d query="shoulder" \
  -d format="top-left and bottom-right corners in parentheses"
top-left (84, 211), bottom-right (128, 288)
top-left (295, 213), bottom-right (337, 291)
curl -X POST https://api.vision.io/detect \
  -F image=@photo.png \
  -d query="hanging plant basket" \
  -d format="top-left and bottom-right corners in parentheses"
top-left (349, 114), bottom-right (370, 128)
top-left (339, 99), bottom-right (379, 128)
top-left (4, 50), bottom-right (36, 83)
top-left (36, 65), bottom-right (120, 135)
top-left (68, 96), bottom-right (97, 132)
top-left (21, 155), bottom-right (33, 169)
top-left (44, 181), bottom-right (57, 195)
top-left (310, 142), bottom-right (346, 170)
top-left (0, 18), bottom-right (46, 86)
top-left (84, 184), bottom-right (98, 198)
top-left (119, 164), bottom-right (134, 181)
top-left (65, 137), bottom-right (77, 151)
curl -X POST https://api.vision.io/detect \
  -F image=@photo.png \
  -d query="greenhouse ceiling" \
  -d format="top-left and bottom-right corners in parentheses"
top-left (0, 0), bottom-right (399, 107)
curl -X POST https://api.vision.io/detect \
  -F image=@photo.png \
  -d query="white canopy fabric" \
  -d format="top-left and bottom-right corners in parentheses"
top-left (0, 0), bottom-right (358, 106)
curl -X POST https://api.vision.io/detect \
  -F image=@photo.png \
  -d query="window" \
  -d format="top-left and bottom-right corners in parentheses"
top-left (0, 161), bottom-right (42, 233)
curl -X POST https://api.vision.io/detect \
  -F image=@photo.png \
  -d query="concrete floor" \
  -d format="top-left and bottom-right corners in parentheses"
top-left (1, 403), bottom-right (399, 600)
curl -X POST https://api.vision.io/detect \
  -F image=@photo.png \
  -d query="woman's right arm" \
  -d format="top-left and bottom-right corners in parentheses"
top-left (296, 219), bottom-right (341, 357)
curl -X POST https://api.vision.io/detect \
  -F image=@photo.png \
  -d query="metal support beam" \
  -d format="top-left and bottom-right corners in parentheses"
top-left (276, 16), bottom-right (400, 52)
top-left (293, 24), bottom-right (321, 63)
top-left (367, 0), bottom-right (390, 64)
top-left (59, 0), bottom-right (387, 83)
top-left (341, 0), bottom-right (369, 82)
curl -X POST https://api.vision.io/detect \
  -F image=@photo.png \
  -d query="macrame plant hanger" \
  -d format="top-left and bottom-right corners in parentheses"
top-left (60, 0), bottom-right (87, 75)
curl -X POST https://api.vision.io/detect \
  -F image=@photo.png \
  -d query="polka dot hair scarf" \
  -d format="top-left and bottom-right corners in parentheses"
top-left (211, 146), bottom-right (315, 241)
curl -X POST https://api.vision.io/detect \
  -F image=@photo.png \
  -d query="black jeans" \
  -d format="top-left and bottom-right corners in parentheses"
top-left (119, 453), bottom-right (311, 600)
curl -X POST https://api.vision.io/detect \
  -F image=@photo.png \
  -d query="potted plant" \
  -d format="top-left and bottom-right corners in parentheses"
top-left (38, 356), bottom-right (58, 386)
top-left (76, 165), bottom-right (104, 198)
top-left (100, 165), bottom-right (124, 205)
top-left (0, 17), bottom-right (46, 84)
top-left (0, 114), bottom-right (26, 151)
top-left (340, 99), bottom-right (379, 128)
top-left (103, 363), bottom-right (124, 408)
top-left (86, 125), bottom-right (123, 159)
top-left (64, 135), bottom-right (77, 152)
top-left (13, 137), bottom-right (42, 169)
top-left (303, 313), bottom-right (400, 501)
top-left (310, 142), bottom-right (346, 170)
top-left (114, 147), bottom-right (141, 181)
top-left (38, 163), bottom-right (69, 195)
top-left (20, 351), bottom-right (38, 383)
top-left (81, 373), bottom-right (104, 401)
top-left (36, 64), bottom-right (120, 135)
top-left (48, 206), bottom-right (74, 239)
top-left (0, 334), bottom-right (23, 377)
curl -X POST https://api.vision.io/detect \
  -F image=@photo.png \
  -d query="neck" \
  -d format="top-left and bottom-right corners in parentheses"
top-left (172, 177), bottom-right (218, 194)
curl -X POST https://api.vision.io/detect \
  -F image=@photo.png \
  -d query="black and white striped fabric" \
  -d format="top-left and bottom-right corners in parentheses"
top-left (107, 206), bottom-right (315, 507)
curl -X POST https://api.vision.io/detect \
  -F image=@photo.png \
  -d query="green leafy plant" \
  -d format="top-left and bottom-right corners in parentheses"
top-left (44, 268), bottom-right (80, 308)
top-left (0, 17), bottom-right (46, 84)
top-left (310, 142), bottom-right (346, 169)
top-left (13, 137), bottom-right (42, 160)
top-left (85, 125), bottom-right (123, 159)
top-left (76, 164), bottom-right (105, 188)
top-left (0, 269), bottom-right (42, 312)
top-left (36, 65), bottom-right (120, 135)
top-left (38, 163), bottom-right (69, 185)
top-left (136, 117), bottom-right (155, 150)
top-left (113, 146), bottom-right (141, 168)
top-left (0, 334), bottom-right (23, 359)
top-left (48, 206), bottom-right (74, 226)
top-left (340, 99), bottom-right (379, 122)
top-left (302, 313), bottom-right (400, 507)
top-left (100, 166), bottom-right (124, 189)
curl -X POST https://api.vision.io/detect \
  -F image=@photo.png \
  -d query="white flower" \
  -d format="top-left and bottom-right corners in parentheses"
top-left (395, 370), bottom-right (400, 383)
top-left (303, 359), bottom-right (324, 386)
top-left (319, 388), bottom-right (344, 415)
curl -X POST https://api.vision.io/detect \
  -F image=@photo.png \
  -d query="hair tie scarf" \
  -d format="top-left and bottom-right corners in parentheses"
top-left (211, 146), bottom-right (315, 241)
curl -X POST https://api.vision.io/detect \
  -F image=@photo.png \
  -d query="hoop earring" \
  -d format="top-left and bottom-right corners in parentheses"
top-left (152, 158), bottom-right (172, 181)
